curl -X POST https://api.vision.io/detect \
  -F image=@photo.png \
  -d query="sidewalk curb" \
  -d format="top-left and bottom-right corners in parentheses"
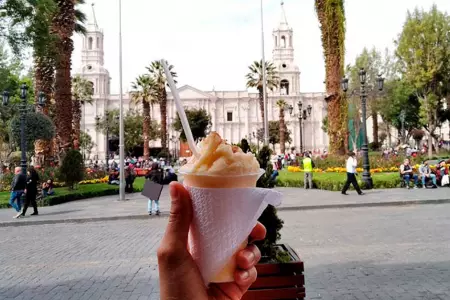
top-left (1, 198), bottom-right (449, 228)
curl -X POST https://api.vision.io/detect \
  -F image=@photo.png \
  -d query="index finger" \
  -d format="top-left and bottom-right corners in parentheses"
top-left (249, 222), bottom-right (266, 242)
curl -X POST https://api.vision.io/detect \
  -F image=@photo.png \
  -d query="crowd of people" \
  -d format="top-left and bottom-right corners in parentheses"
top-left (399, 158), bottom-right (449, 189)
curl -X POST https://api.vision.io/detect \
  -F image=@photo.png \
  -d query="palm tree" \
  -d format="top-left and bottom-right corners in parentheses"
top-left (131, 75), bottom-right (156, 159)
top-left (72, 75), bottom-right (93, 146)
top-left (315, 0), bottom-right (347, 154)
top-left (246, 60), bottom-right (279, 123)
top-left (52, 0), bottom-right (87, 150)
top-left (147, 60), bottom-right (177, 152)
top-left (276, 99), bottom-right (287, 154)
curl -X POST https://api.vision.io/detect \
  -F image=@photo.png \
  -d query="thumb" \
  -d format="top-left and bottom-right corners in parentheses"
top-left (162, 182), bottom-right (193, 247)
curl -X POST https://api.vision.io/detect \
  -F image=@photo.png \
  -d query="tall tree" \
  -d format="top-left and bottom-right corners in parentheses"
top-left (53, 0), bottom-right (87, 150)
top-left (131, 74), bottom-right (155, 160)
top-left (346, 47), bottom-right (383, 146)
top-left (378, 79), bottom-right (421, 145)
top-left (396, 5), bottom-right (450, 157)
top-left (173, 108), bottom-right (211, 142)
top-left (147, 60), bottom-right (176, 152)
top-left (276, 99), bottom-right (287, 154)
top-left (96, 109), bottom-right (160, 155)
top-left (315, 0), bottom-right (347, 154)
top-left (246, 60), bottom-right (279, 123)
top-left (257, 121), bottom-right (291, 151)
top-left (71, 75), bottom-right (93, 146)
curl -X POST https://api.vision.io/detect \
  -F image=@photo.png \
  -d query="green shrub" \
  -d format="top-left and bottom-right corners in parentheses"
top-left (58, 149), bottom-right (84, 189)
top-left (255, 145), bottom-right (286, 263)
top-left (9, 111), bottom-right (55, 147)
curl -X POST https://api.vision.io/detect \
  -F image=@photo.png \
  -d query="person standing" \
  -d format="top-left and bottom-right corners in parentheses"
top-left (147, 162), bottom-right (162, 215)
top-left (10, 167), bottom-right (27, 219)
top-left (302, 152), bottom-right (314, 189)
top-left (22, 166), bottom-right (40, 216)
top-left (341, 152), bottom-right (364, 195)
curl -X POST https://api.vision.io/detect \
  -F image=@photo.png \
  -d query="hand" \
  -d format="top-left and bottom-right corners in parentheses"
top-left (158, 182), bottom-right (266, 300)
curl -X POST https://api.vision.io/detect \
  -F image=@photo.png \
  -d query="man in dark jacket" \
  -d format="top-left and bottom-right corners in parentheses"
top-left (10, 167), bottom-right (27, 219)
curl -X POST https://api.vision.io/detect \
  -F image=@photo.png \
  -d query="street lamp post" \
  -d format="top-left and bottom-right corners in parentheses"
top-left (341, 68), bottom-right (384, 189)
top-left (289, 101), bottom-right (312, 153)
top-left (260, 0), bottom-right (269, 145)
top-left (2, 85), bottom-right (46, 175)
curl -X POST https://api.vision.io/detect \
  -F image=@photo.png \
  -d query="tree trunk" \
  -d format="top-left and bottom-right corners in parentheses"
top-left (258, 87), bottom-right (264, 126)
top-left (371, 110), bottom-right (379, 147)
top-left (160, 88), bottom-right (168, 152)
top-left (53, 0), bottom-right (75, 151)
top-left (279, 108), bottom-right (285, 154)
top-left (72, 99), bottom-right (81, 146)
top-left (434, 135), bottom-right (440, 154)
top-left (427, 133), bottom-right (433, 158)
top-left (143, 100), bottom-right (150, 160)
top-left (55, 36), bottom-right (74, 149)
top-left (315, 0), bottom-right (347, 155)
top-left (34, 55), bottom-right (55, 166)
top-left (387, 123), bottom-right (392, 148)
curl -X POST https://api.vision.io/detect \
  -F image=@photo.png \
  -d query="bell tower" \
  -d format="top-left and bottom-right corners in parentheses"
top-left (79, 3), bottom-right (110, 96)
top-left (75, 3), bottom-right (111, 161)
top-left (272, 1), bottom-right (300, 95)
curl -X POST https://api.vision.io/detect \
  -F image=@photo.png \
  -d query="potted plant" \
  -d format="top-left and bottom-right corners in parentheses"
top-left (243, 146), bottom-right (306, 300)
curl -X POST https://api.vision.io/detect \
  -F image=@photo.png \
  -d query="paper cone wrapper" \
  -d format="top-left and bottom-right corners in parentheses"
top-left (186, 187), bottom-right (282, 284)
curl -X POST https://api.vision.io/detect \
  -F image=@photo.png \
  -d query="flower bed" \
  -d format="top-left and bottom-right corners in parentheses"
top-left (287, 163), bottom-right (446, 174)
top-left (287, 166), bottom-right (399, 173)
top-left (0, 177), bottom-right (146, 209)
top-left (0, 168), bottom-right (109, 191)
top-left (278, 171), bottom-right (400, 191)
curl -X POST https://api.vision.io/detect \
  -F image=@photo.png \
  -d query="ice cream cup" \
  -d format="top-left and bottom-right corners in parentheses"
top-left (181, 169), bottom-right (264, 283)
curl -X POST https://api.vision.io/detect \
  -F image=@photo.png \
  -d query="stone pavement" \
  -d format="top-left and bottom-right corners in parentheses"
top-left (0, 205), bottom-right (449, 299)
top-left (1, 186), bottom-right (449, 227)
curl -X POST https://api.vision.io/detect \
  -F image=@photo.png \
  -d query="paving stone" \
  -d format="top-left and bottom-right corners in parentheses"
top-left (0, 205), bottom-right (449, 299)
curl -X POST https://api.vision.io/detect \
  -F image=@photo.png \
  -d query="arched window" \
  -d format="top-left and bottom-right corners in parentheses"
top-left (96, 37), bottom-right (100, 49)
top-left (281, 36), bottom-right (286, 48)
top-left (88, 37), bottom-right (93, 50)
top-left (280, 79), bottom-right (290, 95)
top-left (289, 36), bottom-right (292, 47)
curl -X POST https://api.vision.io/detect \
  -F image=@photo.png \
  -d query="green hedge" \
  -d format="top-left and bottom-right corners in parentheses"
top-left (277, 171), bottom-right (401, 191)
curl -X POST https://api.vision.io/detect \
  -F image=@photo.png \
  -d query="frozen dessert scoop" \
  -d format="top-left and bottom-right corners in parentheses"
top-left (180, 132), bottom-right (260, 175)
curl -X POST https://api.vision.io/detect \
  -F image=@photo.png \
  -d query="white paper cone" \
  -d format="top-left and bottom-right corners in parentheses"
top-left (186, 187), bottom-right (282, 284)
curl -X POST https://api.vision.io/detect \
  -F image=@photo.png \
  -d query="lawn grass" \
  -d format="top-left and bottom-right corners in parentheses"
top-left (278, 171), bottom-right (399, 182)
top-left (0, 177), bottom-right (146, 208)
top-left (277, 170), bottom-right (401, 190)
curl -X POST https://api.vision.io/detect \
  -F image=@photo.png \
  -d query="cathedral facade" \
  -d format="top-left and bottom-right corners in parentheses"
top-left (76, 4), bottom-right (329, 160)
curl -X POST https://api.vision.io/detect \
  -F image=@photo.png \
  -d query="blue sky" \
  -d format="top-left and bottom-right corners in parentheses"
top-left (72, 0), bottom-right (450, 94)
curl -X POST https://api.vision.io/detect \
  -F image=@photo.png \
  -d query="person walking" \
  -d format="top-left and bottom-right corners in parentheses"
top-left (9, 167), bottom-right (27, 218)
top-left (341, 152), bottom-right (364, 195)
top-left (302, 152), bottom-right (314, 189)
top-left (22, 166), bottom-right (40, 216)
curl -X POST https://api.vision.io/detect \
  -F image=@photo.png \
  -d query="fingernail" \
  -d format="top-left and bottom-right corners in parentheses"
top-left (244, 250), bottom-right (255, 263)
top-left (240, 270), bottom-right (249, 279)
